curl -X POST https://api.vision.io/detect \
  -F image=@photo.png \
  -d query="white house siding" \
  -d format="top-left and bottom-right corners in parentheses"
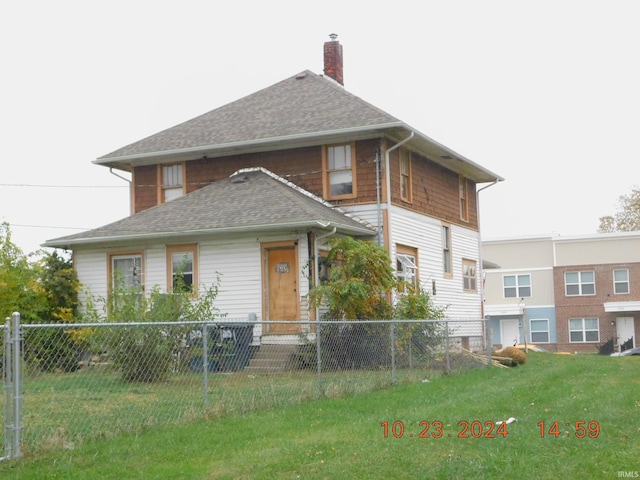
top-left (74, 248), bottom-right (107, 311)
top-left (144, 245), bottom-right (167, 290)
top-left (198, 236), bottom-right (262, 320)
top-left (73, 232), bottom-right (311, 328)
top-left (447, 226), bottom-right (484, 336)
top-left (345, 205), bottom-right (483, 334)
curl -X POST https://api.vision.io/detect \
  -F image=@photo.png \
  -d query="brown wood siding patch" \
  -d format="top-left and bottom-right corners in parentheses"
top-left (391, 148), bottom-right (479, 230)
top-left (133, 165), bottom-right (158, 213)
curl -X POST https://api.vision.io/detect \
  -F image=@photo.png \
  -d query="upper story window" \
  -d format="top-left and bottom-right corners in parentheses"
top-left (396, 245), bottom-right (418, 292)
top-left (459, 176), bottom-right (469, 222)
top-left (565, 271), bottom-right (595, 296)
top-left (399, 149), bottom-right (412, 202)
top-left (462, 259), bottom-right (477, 292)
top-left (442, 225), bottom-right (452, 277)
top-left (614, 269), bottom-right (630, 294)
top-left (167, 244), bottom-right (197, 293)
top-left (324, 143), bottom-right (356, 199)
top-left (110, 252), bottom-right (143, 289)
top-left (503, 274), bottom-right (531, 298)
top-left (161, 164), bottom-right (184, 202)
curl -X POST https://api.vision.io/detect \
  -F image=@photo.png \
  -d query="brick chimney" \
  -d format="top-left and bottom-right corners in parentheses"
top-left (323, 34), bottom-right (344, 85)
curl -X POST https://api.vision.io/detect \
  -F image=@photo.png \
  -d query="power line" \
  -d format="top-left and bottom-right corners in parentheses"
top-left (10, 224), bottom-right (90, 231)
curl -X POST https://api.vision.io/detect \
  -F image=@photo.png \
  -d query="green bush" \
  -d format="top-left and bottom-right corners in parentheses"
top-left (86, 275), bottom-right (222, 383)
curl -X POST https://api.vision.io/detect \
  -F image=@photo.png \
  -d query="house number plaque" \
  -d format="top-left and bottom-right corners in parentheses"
top-left (275, 262), bottom-right (290, 273)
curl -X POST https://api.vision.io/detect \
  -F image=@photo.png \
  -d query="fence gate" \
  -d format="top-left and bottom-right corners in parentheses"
top-left (2, 312), bottom-right (22, 461)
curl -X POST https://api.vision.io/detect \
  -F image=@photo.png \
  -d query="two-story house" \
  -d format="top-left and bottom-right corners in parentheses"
top-left (45, 36), bottom-right (503, 345)
top-left (483, 231), bottom-right (640, 353)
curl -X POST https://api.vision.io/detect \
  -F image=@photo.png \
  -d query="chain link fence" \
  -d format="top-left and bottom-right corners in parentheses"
top-left (1, 313), bottom-right (492, 459)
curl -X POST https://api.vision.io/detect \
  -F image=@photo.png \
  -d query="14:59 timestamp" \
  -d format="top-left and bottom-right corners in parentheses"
top-left (537, 420), bottom-right (600, 438)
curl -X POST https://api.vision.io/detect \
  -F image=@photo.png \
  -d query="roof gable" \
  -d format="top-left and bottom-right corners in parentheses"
top-left (44, 168), bottom-right (376, 248)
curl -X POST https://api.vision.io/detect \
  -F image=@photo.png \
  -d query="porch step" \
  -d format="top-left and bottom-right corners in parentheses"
top-left (244, 344), bottom-right (299, 373)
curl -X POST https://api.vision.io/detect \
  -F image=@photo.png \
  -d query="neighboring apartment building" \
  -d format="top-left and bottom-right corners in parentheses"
top-left (44, 36), bottom-right (502, 345)
top-left (483, 231), bottom-right (640, 353)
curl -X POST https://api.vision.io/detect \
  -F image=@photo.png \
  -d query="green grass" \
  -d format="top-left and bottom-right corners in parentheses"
top-left (1, 353), bottom-right (638, 479)
top-left (7, 362), bottom-right (432, 455)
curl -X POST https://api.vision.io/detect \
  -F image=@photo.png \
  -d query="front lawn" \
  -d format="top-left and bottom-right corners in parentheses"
top-left (1, 353), bottom-right (638, 479)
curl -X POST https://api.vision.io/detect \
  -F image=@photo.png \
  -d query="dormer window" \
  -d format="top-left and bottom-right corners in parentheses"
top-left (324, 143), bottom-right (357, 199)
top-left (161, 164), bottom-right (184, 202)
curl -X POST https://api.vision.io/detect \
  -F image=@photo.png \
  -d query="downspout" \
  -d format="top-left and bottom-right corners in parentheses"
top-left (384, 132), bottom-right (414, 292)
top-left (109, 168), bottom-right (131, 184)
top-left (476, 179), bottom-right (500, 351)
top-left (110, 168), bottom-right (133, 214)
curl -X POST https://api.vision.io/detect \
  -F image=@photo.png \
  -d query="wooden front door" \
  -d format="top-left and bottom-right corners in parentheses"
top-left (263, 242), bottom-right (299, 334)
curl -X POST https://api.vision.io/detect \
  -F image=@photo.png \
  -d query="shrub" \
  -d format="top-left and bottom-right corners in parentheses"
top-left (499, 346), bottom-right (527, 366)
top-left (394, 285), bottom-right (447, 366)
top-left (85, 275), bottom-right (223, 383)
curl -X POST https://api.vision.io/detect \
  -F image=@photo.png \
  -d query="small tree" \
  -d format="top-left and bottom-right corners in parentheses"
top-left (599, 187), bottom-right (640, 232)
top-left (0, 222), bottom-right (47, 321)
top-left (308, 237), bottom-right (395, 369)
top-left (308, 237), bottom-right (451, 370)
top-left (309, 236), bottom-right (396, 320)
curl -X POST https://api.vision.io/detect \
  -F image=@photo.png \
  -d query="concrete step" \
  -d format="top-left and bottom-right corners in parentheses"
top-left (244, 344), bottom-right (299, 373)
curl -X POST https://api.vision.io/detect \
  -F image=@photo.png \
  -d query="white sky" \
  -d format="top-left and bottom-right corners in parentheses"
top-left (2, 0), bottom-right (639, 255)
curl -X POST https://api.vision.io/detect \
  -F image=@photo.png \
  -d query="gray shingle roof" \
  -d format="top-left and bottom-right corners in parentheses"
top-left (44, 168), bottom-right (377, 248)
top-left (95, 69), bottom-right (502, 183)
top-left (98, 71), bottom-right (401, 162)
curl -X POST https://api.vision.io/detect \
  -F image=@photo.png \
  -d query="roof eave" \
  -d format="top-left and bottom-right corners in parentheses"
top-left (96, 121), bottom-right (503, 184)
top-left (43, 220), bottom-right (376, 249)
top-left (386, 124), bottom-right (504, 184)
top-left (94, 122), bottom-right (405, 171)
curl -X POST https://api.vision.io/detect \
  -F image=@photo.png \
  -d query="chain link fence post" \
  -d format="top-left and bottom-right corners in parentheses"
top-left (2, 317), bottom-right (11, 461)
top-left (3, 312), bottom-right (23, 461)
top-left (445, 322), bottom-right (450, 373)
top-left (202, 322), bottom-right (209, 412)
top-left (390, 322), bottom-right (396, 384)
top-left (486, 323), bottom-right (493, 368)
top-left (316, 318), bottom-right (322, 395)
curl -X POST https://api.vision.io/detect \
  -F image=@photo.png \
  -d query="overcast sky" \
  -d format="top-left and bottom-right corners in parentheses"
top-left (2, 1), bottom-right (639, 255)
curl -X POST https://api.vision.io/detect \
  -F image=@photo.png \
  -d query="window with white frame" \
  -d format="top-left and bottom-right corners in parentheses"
top-left (530, 319), bottom-right (549, 343)
top-left (162, 164), bottom-right (184, 202)
top-left (462, 259), bottom-right (477, 292)
top-left (442, 225), bottom-right (452, 276)
top-left (613, 269), bottom-right (630, 294)
top-left (503, 274), bottom-right (531, 298)
top-left (325, 143), bottom-right (355, 198)
top-left (167, 245), bottom-right (197, 293)
top-left (569, 317), bottom-right (599, 343)
top-left (110, 253), bottom-right (143, 289)
top-left (396, 246), bottom-right (418, 292)
top-left (564, 271), bottom-right (595, 296)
